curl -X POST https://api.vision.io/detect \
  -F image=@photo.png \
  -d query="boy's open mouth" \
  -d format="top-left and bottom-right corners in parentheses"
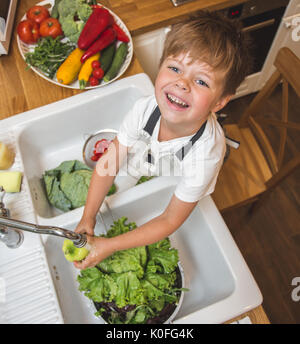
top-left (166, 93), bottom-right (189, 108)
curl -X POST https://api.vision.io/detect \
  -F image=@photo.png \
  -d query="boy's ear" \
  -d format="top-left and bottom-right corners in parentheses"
top-left (212, 94), bottom-right (232, 113)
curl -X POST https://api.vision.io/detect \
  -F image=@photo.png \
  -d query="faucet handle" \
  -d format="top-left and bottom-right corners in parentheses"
top-left (0, 186), bottom-right (23, 248)
top-left (0, 186), bottom-right (5, 202)
top-left (0, 186), bottom-right (9, 218)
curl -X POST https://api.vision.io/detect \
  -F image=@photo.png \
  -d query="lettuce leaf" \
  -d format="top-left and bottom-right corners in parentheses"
top-left (77, 267), bottom-right (117, 303)
top-left (141, 279), bottom-right (178, 304)
top-left (111, 272), bottom-right (145, 308)
top-left (146, 248), bottom-right (178, 274)
top-left (145, 272), bottom-right (177, 290)
top-left (146, 238), bottom-right (178, 274)
top-left (104, 216), bottom-right (137, 237)
top-left (77, 217), bottom-right (183, 324)
top-left (43, 174), bottom-right (71, 212)
top-left (98, 248), bottom-right (145, 279)
top-left (60, 170), bottom-right (91, 209)
top-left (43, 160), bottom-right (117, 212)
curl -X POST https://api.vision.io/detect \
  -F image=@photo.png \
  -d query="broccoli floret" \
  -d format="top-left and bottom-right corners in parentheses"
top-left (77, 21), bottom-right (85, 33)
top-left (60, 15), bottom-right (78, 36)
top-left (77, 3), bottom-right (92, 21)
top-left (66, 22), bottom-right (85, 43)
top-left (61, 21), bottom-right (84, 43)
top-left (57, 0), bottom-right (92, 43)
top-left (58, 0), bottom-right (76, 18)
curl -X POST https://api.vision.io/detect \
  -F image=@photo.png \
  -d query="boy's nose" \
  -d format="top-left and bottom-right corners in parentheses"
top-left (175, 78), bottom-right (190, 91)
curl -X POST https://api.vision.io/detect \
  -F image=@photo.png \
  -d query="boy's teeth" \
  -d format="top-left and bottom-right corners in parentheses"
top-left (167, 94), bottom-right (188, 107)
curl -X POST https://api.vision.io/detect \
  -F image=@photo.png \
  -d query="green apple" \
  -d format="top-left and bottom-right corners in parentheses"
top-left (62, 239), bottom-right (89, 262)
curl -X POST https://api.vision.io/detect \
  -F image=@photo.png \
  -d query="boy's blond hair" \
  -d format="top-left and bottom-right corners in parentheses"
top-left (160, 11), bottom-right (253, 97)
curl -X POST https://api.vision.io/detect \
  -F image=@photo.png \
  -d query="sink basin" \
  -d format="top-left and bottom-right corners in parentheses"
top-left (0, 73), bottom-right (262, 323)
top-left (42, 177), bottom-right (262, 324)
top-left (14, 74), bottom-right (154, 221)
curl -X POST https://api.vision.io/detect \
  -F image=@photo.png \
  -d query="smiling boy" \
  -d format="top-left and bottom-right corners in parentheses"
top-left (74, 11), bottom-right (252, 269)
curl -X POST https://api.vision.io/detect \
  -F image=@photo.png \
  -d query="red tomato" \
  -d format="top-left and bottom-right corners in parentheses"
top-left (91, 154), bottom-right (102, 161)
top-left (91, 60), bottom-right (101, 69)
top-left (90, 139), bottom-right (111, 161)
top-left (17, 19), bottom-right (40, 44)
top-left (26, 5), bottom-right (50, 25)
top-left (89, 76), bottom-right (99, 86)
top-left (39, 18), bottom-right (63, 39)
top-left (94, 139), bottom-right (110, 154)
top-left (92, 67), bottom-right (104, 80)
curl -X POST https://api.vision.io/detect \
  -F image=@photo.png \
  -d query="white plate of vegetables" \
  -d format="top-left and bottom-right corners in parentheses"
top-left (17, 0), bottom-right (133, 89)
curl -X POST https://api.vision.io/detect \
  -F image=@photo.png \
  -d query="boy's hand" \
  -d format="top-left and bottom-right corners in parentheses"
top-left (75, 216), bottom-right (96, 236)
top-left (73, 235), bottom-right (115, 269)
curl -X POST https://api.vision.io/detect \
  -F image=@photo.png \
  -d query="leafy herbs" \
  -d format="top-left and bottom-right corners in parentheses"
top-left (77, 217), bottom-right (185, 324)
top-left (25, 36), bottom-right (75, 78)
top-left (136, 176), bottom-right (154, 185)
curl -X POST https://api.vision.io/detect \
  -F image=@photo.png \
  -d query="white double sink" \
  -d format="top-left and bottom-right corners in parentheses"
top-left (0, 73), bottom-right (262, 323)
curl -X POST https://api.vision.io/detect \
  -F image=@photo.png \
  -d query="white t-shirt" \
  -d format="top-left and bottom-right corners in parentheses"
top-left (117, 95), bottom-right (226, 203)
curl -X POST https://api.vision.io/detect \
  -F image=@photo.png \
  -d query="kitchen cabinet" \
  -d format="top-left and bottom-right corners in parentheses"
top-left (256, 0), bottom-right (300, 89)
top-left (133, 0), bottom-right (300, 99)
top-left (132, 23), bottom-right (262, 97)
top-left (0, 0), bottom-right (17, 55)
top-left (133, 27), bottom-right (169, 84)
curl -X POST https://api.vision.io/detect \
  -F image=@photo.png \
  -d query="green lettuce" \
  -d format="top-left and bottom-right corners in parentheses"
top-left (77, 217), bottom-right (184, 324)
top-left (43, 160), bottom-right (117, 212)
top-left (60, 170), bottom-right (91, 209)
top-left (104, 216), bottom-right (137, 238)
top-left (77, 267), bottom-right (117, 303)
top-left (98, 248), bottom-right (145, 279)
top-left (43, 174), bottom-right (71, 212)
top-left (111, 272), bottom-right (145, 308)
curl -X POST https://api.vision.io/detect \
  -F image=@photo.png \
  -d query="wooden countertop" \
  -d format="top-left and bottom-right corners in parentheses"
top-left (226, 306), bottom-right (270, 324)
top-left (0, 0), bottom-right (269, 324)
top-left (0, 0), bottom-right (144, 120)
top-left (100, 0), bottom-right (248, 36)
top-left (0, 0), bottom-right (249, 119)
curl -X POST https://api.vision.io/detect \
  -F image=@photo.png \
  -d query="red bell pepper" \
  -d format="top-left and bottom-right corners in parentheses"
top-left (113, 23), bottom-right (130, 43)
top-left (91, 4), bottom-right (102, 9)
top-left (78, 7), bottom-right (113, 50)
top-left (81, 27), bottom-right (117, 63)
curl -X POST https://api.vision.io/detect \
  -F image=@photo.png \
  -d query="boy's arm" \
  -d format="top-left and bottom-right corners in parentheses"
top-left (74, 195), bottom-right (198, 269)
top-left (75, 138), bottom-right (128, 235)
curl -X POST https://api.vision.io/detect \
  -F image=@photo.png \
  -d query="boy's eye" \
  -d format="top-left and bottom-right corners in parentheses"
top-left (196, 79), bottom-right (209, 88)
top-left (168, 66), bottom-right (180, 73)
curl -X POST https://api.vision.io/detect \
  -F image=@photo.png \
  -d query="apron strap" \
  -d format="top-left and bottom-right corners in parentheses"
top-left (175, 121), bottom-right (207, 161)
top-left (143, 106), bottom-right (161, 136)
top-left (143, 105), bottom-right (207, 162)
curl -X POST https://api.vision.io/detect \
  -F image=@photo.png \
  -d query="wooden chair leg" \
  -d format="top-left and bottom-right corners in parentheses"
top-left (248, 199), bottom-right (261, 215)
top-left (247, 188), bottom-right (274, 215)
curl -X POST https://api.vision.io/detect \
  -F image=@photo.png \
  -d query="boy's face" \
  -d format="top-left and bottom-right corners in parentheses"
top-left (155, 53), bottom-right (231, 133)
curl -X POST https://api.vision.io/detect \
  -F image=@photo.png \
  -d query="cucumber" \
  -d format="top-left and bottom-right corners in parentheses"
top-left (103, 43), bottom-right (128, 83)
top-left (100, 43), bottom-right (116, 74)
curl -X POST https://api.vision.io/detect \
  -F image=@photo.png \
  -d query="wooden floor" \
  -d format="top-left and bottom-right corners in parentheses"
top-left (220, 86), bottom-right (300, 324)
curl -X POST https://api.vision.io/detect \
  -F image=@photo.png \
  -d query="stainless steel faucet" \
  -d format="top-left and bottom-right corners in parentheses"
top-left (0, 187), bottom-right (87, 249)
top-left (0, 187), bottom-right (24, 248)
